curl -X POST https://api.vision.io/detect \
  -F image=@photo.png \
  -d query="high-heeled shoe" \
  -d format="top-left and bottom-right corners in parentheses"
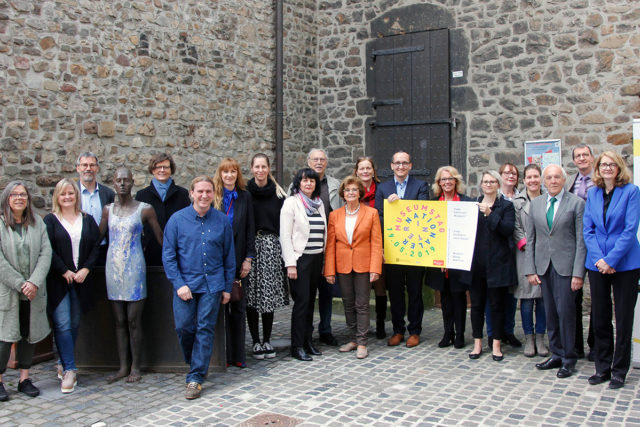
top-left (438, 332), bottom-right (454, 348)
top-left (492, 353), bottom-right (504, 361)
top-left (468, 350), bottom-right (482, 360)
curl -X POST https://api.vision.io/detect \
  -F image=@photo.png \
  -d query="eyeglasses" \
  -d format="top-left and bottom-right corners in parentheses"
top-left (481, 180), bottom-right (498, 185)
top-left (9, 193), bottom-right (28, 199)
top-left (599, 163), bottom-right (618, 170)
top-left (439, 178), bottom-right (456, 183)
top-left (154, 165), bottom-right (171, 171)
top-left (574, 153), bottom-right (592, 159)
top-left (344, 188), bottom-right (360, 193)
top-left (501, 171), bottom-right (517, 177)
top-left (309, 157), bottom-right (327, 163)
top-left (78, 163), bottom-right (97, 169)
top-left (392, 162), bottom-right (410, 167)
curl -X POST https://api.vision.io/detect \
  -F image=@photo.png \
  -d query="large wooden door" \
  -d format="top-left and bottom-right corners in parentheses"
top-left (366, 29), bottom-right (451, 183)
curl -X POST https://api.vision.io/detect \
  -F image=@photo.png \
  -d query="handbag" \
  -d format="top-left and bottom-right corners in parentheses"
top-left (230, 279), bottom-right (243, 302)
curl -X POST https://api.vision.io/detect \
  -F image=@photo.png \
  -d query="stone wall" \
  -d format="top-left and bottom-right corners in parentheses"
top-left (316, 0), bottom-right (640, 194)
top-left (0, 0), bottom-right (277, 208)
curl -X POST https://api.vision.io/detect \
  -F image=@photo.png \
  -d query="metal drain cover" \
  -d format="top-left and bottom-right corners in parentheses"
top-left (239, 412), bottom-right (302, 426)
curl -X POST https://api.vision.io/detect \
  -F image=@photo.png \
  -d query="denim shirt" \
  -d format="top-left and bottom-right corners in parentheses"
top-left (162, 205), bottom-right (236, 294)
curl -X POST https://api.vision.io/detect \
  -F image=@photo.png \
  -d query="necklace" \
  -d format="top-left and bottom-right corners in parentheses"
top-left (345, 204), bottom-right (360, 216)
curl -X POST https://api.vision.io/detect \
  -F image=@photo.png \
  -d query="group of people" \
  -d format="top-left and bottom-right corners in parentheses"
top-left (0, 145), bottom-right (637, 402)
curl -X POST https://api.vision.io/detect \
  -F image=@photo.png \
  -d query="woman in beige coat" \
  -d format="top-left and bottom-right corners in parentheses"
top-left (0, 181), bottom-right (52, 401)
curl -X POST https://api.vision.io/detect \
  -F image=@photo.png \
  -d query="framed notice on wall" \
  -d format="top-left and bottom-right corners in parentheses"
top-left (524, 139), bottom-right (562, 170)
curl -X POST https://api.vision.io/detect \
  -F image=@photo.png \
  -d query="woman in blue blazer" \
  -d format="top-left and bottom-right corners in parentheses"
top-left (583, 151), bottom-right (640, 390)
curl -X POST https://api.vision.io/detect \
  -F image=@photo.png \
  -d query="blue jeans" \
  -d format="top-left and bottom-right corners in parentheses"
top-left (174, 291), bottom-right (221, 384)
top-left (486, 292), bottom-right (517, 336)
top-left (520, 298), bottom-right (546, 335)
top-left (52, 287), bottom-right (82, 372)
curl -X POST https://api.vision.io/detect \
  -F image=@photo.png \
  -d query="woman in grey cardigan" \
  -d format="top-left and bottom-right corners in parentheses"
top-left (0, 181), bottom-right (52, 401)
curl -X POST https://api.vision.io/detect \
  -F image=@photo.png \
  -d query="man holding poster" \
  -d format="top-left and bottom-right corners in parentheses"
top-left (375, 151), bottom-right (429, 348)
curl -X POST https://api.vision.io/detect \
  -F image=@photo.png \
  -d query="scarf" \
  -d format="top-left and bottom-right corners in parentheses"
top-left (298, 192), bottom-right (322, 216)
top-left (152, 178), bottom-right (172, 202)
top-left (362, 182), bottom-right (376, 208)
top-left (438, 192), bottom-right (460, 202)
top-left (222, 187), bottom-right (238, 226)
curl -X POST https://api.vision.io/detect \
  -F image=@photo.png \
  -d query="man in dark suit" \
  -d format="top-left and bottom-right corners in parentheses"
top-left (76, 151), bottom-right (115, 265)
top-left (524, 164), bottom-right (586, 379)
top-left (564, 143), bottom-right (596, 360)
top-left (375, 151), bottom-right (429, 348)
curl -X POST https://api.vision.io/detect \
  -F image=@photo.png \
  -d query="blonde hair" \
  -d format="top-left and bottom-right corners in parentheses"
top-left (250, 153), bottom-right (287, 198)
top-left (213, 158), bottom-right (246, 210)
top-left (52, 179), bottom-right (82, 215)
top-left (432, 166), bottom-right (465, 198)
top-left (592, 151), bottom-right (631, 188)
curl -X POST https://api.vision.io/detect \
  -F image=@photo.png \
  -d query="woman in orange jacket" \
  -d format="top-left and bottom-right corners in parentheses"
top-left (324, 176), bottom-right (383, 359)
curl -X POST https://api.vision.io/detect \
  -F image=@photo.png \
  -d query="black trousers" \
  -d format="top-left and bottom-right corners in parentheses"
top-left (574, 288), bottom-right (594, 354)
top-left (588, 268), bottom-right (640, 381)
top-left (470, 276), bottom-right (507, 340)
top-left (289, 253), bottom-right (324, 348)
top-left (385, 264), bottom-right (424, 336)
top-left (225, 277), bottom-right (247, 365)
top-left (0, 300), bottom-right (35, 374)
top-left (440, 279), bottom-right (466, 337)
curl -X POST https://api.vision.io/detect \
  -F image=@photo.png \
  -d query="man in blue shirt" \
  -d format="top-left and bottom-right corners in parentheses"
top-left (163, 176), bottom-right (235, 400)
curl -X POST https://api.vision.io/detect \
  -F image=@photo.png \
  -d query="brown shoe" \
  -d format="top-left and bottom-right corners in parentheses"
top-left (387, 333), bottom-right (404, 346)
top-left (406, 334), bottom-right (420, 348)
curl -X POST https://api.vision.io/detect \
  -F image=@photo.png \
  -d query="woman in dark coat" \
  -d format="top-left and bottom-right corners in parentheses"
top-left (468, 170), bottom-right (517, 362)
top-left (135, 153), bottom-right (190, 266)
top-left (213, 157), bottom-right (255, 368)
top-left (44, 178), bottom-right (101, 393)
top-left (426, 166), bottom-right (472, 349)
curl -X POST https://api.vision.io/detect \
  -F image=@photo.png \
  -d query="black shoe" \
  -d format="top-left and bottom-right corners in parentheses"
top-left (304, 341), bottom-right (322, 356)
top-left (487, 336), bottom-right (493, 349)
top-left (17, 379), bottom-right (39, 397)
top-left (536, 357), bottom-right (562, 370)
top-left (588, 372), bottom-right (611, 385)
top-left (557, 365), bottom-right (574, 378)
top-left (376, 320), bottom-right (386, 339)
top-left (575, 349), bottom-right (585, 359)
top-left (468, 351), bottom-right (482, 360)
top-left (0, 382), bottom-right (7, 402)
top-left (319, 333), bottom-right (338, 346)
top-left (438, 332), bottom-right (454, 348)
top-left (454, 334), bottom-right (465, 349)
top-left (504, 334), bottom-right (522, 347)
top-left (587, 349), bottom-right (595, 362)
top-left (608, 377), bottom-right (625, 389)
top-left (492, 354), bottom-right (504, 362)
top-left (291, 347), bottom-right (312, 361)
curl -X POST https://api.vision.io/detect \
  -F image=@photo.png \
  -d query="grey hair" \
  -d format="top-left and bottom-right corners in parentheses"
top-left (542, 164), bottom-right (567, 180)
top-left (571, 144), bottom-right (594, 159)
top-left (76, 151), bottom-right (99, 166)
top-left (307, 148), bottom-right (328, 161)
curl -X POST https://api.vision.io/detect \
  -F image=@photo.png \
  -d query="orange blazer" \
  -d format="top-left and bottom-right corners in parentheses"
top-left (324, 204), bottom-right (383, 277)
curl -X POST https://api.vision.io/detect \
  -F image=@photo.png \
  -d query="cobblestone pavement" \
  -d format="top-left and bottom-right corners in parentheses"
top-left (1, 305), bottom-right (639, 427)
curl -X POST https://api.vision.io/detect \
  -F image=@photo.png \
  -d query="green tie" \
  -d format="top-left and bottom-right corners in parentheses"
top-left (546, 197), bottom-right (557, 229)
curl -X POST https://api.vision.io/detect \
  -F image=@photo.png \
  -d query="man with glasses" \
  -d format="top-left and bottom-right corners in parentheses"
top-left (525, 164), bottom-right (586, 379)
top-left (564, 143), bottom-right (596, 361)
top-left (76, 151), bottom-right (115, 265)
top-left (292, 149), bottom-right (343, 346)
top-left (374, 151), bottom-right (430, 348)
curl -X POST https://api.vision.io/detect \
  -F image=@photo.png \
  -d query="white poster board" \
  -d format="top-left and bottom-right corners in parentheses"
top-left (446, 202), bottom-right (479, 271)
top-left (633, 119), bottom-right (640, 368)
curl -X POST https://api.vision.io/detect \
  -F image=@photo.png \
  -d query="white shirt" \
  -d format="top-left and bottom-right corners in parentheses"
top-left (546, 189), bottom-right (565, 223)
top-left (58, 213), bottom-right (83, 269)
top-left (345, 214), bottom-right (357, 245)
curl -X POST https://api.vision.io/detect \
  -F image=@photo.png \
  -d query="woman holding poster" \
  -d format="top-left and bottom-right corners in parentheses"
top-left (426, 166), bottom-right (472, 349)
top-left (469, 171), bottom-right (517, 362)
top-left (324, 176), bottom-right (382, 359)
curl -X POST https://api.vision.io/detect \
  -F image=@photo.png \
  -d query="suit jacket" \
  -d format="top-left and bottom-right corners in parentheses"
top-left (374, 175), bottom-right (430, 224)
top-left (324, 204), bottom-right (382, 277)
top-left (280, 195), bottom-right (327, 267)
top-left (425, 194), bottom-right (473, 292)
top-left (524, 190), bottom-right (586, 278)
top-left (218, 189), bottom-right (256, 278)
top-left (135, 181), bottom-right (191, 265)
top-left (583, 183), bottom-right (640, 272)
top-left (44, 213), bottom-right (101, 314)
top-left (564, 173), bottom-right (579, 193)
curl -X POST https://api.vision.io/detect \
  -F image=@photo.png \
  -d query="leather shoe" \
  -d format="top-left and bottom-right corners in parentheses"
top-left (387, 333), bottom-right (404, 346)
top-left (608, 377), bottom-right (624, 389)
top-left (588, 372), bottom-right (611, 385)
top-left (504, 334), bottom-right (522, 347)
top-left (406, 334), bottom-right (420, 348)
top-left (468, 351), bottom-right (482, 360)
top-left (492, 354), bottom-right (504, 362)
top-left (304, 341), bottom-right (322, 356)
top-left (536, 357), bottom-right (562, 370)
top-left (291, 347), bottom-right (312, 361)
top-left (454, 334), bottom-right (465, 349)
top-left (319, 333), bottom-right (338, 346)
top-left (556, 365), bottom-right (574, 378)
top-left (438, 332), bottom-right (454, 348)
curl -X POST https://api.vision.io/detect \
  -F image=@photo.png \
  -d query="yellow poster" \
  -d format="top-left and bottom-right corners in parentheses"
top-left (383, 200), bottom-right (448, 267)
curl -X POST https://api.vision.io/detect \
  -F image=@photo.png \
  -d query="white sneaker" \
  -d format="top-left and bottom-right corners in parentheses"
top-left (252, 342), bottom-right (265, 360)
top-left (61, 370), bottom-right (77, 394)
top-left (262, 342), bottom-right (276, 359)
